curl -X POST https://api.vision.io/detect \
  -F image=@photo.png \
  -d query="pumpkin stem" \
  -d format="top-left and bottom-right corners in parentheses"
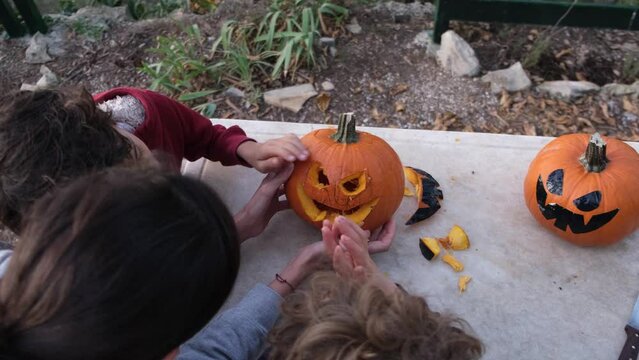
top-left (331, 113), bottom-right (359, 144)
top-left (580, 133), bottom-right (608, 172)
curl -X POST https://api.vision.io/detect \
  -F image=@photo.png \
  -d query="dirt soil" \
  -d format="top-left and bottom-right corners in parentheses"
top-left (1, 1), bottom-right (638, 246)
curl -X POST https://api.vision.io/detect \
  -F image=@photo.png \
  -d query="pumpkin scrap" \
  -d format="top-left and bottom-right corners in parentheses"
top-left (404, 187), bottom-right (414, 196)
top-left (446, 225), bottom-right (470, 250)
top-left (403, 166), bottom-right (444, 225)
top-left (442, 253), bottom-right (464, 272)
top-left (458, 275), bottom-right (472, 293)
top-left (419, 237), bottom-right (441, 261)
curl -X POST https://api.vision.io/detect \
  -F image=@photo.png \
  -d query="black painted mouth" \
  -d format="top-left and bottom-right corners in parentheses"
top-left (536, 175), bottom-right (618, 234)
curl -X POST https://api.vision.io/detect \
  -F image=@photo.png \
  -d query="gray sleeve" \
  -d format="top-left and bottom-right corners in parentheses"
top-left (0, 250), bottom-right (13, 279)
top-left (177, 283), bottom-right (283, 360)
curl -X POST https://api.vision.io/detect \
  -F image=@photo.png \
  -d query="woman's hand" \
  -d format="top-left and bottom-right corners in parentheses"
top-left (234, 164), bottom-right (293, 242)
top-left (237, 135), bottom-right (309, 173)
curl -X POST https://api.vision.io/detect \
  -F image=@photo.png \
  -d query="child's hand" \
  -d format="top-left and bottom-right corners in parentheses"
top-left (237, 135), bottom-right (309, 173)
top-left (321, 217), bottom-right (395, 258)
top-left (234, 164), bottom-right (294, 242)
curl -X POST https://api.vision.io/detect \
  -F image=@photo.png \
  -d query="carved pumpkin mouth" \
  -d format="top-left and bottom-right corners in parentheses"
top-left (295, 183), bottom-right (379, 225)
top-left (536, 175), bottom-right (618, 233)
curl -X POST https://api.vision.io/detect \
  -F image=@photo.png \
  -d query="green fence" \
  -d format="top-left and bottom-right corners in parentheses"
top-left (433, 0), bottom-right (639, 43)
top-left (0, 0), bottom-right (47, 37)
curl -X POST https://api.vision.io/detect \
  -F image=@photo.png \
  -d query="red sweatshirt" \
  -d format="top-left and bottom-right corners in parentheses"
top-left (94, 88), bottom-right (253, 169)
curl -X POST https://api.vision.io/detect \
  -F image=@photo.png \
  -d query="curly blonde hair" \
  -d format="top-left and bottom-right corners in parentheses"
top-left (268, 272), bottom-right (483, 360)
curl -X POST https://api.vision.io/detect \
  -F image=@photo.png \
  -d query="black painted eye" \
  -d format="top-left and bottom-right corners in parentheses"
top-left (573, 191), bottom-right (602, 212)
top-left (546, 169), bottom-right (564, 195)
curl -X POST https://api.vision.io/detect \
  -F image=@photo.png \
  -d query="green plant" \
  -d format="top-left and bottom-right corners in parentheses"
top-left (70, 18), bottom-right (107, 40)
top-left (140, 0), bottom-right (348, 115)
top-left (59, 0), bottom-right (79, 14)
top-left (622, 52), bottom-right (639, 82)
top-left (127, 0), bottom-right (186, 20)
top-left (140, 24), bottom-right (222, 116)
top-left (522, 38), bottom-right (551, 68)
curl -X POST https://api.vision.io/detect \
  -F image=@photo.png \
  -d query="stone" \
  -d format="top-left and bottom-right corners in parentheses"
top-left (25, 33), bottom-right (52, 64)
top-left (263, 84), bottom-right (318, 113)
top-left (319, 37), bottom-right (336, 48)
top-left (70, 5), bottom-right (130, 28)
top-left (481, 62), bottom-right (532, 94)
top-left (321, 81), bottom-right (335, 91)
top-left (20, 65), bottom-right (60, 91)
top-left (601, 81), bottom-right (639, 97)
top-left (372, 1), bottom-right (434, 21)
top-left (345, 18), bottom-right (362, 35)
top-left (223, 87), bottom-right (245, 98)
top-left (411, 30), bottom-right (440, 57)
top-left (35, 65), bottom-right (60, 89)
top-left (537, 81), bottom-right (600, 100)
top-left (437, 30), bottom-right (480, 77)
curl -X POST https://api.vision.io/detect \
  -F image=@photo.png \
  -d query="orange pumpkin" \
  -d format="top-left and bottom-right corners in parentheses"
top-left (285, 113), bottom-right (404, 230)
top-left (524, 133), bottom-right (639, 246)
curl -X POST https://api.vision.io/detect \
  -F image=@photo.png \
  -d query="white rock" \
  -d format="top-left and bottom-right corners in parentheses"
top-left (411, 30), bottom-right (439, 57)
top-left (346, 18), bottom-right (362, 35)
top-left (20, 83), bottom-right (39, 91)
top-left (319, 37), bottom-right (336, 47)
top-left (263, 84), bottom-right (318, 113)
top-left (25, 33), bottom-right (52, 64)
top-left (437, 30), bottom-right (480, 77)
top-left (601, 81), bottom-right (639, 97)
top-left (537, 81), bottom-right (600, 100)
top-left (481, 62), bottom-right (532, 94)
top-left (321, 81), bottom-right (335, 91)
top-left (35, 66), bottom-right (60, 89)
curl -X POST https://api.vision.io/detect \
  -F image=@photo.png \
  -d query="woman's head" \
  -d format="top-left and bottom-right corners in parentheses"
top-left (0, 87), bottom-right (134, 233)
top-left (269, 272), bottom-right (483, 360)
top-left (0, 168), bottom-right (240, 360)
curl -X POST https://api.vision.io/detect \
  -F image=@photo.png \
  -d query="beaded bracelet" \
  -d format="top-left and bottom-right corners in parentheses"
top-left (275, 273), bottom-right (295, 292)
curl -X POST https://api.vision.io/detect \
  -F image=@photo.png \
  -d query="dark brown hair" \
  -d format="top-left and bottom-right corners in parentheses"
top-left (0, 88), bottom-right (132, 233)
top-left (0, 168), bottom-right (240, 360)
top-left (269, 272), bottom-right (483, 360)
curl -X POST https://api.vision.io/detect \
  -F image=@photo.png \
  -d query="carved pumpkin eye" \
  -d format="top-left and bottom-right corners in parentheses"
top-left (307, 162), bottom-right (329, 189)
top-left (339, 172), bottom-right (367, 196)
top-left (573, 191), bottom-right (602, 212)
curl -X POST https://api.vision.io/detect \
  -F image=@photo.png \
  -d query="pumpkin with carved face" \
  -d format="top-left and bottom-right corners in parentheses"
top-left (285, 113), bottom-right (404, 230)
top-left (524, 133), bottom-right (639, 246)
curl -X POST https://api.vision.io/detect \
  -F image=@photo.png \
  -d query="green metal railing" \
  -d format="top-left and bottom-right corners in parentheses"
top-left (0, 0), bottom-right (47, 37)
top-left (433, 0), bottom-right (639, 43)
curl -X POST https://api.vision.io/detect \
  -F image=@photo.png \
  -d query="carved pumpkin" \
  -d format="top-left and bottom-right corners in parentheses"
top-left (524, 133), bottom-right (639, 246)
top-left (285, 113), bottom-right (404, 230)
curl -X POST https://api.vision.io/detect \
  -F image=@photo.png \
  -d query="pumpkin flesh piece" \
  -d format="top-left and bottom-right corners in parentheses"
top-left (442, 253), bottom-right (464, 272)
top-left (447, 225), bottom-right (470, 250)
top-left (458, 275), bottom-right (472, 293)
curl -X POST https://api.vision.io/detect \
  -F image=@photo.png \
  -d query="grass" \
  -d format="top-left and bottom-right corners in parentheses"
top-left (70, 18), bottom-right (107, 40)
top-left (140, 0), bottom-right (348, 116)
top-left (522, 38), bottom-right (551, 69)
top-left (622, 52), bottom-right (639, 82)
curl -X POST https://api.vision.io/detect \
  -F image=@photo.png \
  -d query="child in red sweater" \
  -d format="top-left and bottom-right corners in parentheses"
top-left (0, 87), bottom-right (308, 235)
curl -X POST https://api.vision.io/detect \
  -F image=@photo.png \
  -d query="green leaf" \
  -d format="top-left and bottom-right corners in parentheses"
top-left (178, 90), bottom-right (217, 101)
top-left (194, 102), bottom-right (218, 118)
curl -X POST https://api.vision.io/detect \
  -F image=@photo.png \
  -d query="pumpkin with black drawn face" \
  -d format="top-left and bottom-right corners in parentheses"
top-left (524, 133), bottom-right (639, 246)
top-left (285, 113), bottom-right (404, 230)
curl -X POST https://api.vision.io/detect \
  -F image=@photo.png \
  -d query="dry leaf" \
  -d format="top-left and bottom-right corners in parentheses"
top-left (555, 48), bottom-right (573, 59)
top-left (499, 91), bottom-right (511, 110)
top-left (369, 82), bottom-right (384, 94)
top-left (390, 83), bottom-right (410, 96)
top-left (394, 100), bottom-right (406, 113)
top-left (575, 72), bottom-right (588, 81)
top-left (523, 122), bottom-right (537, 136)
top-left (463, 125), bottom-right (474, 132)
top-left (623, 97), bottom-right (639, 114)
top-left (316, 92), bottom-right (331, 113)
top-left (371, 107), bottom-right (385, 123)
top-left (351, 87), bottom-right (362, 94)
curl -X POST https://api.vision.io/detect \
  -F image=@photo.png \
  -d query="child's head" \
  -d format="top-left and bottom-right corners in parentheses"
top-left (0, 168), bottom-right (240, 360)
top-left (0, 88), bottom-right (135, 233)
top-left (269, 272), bottom-right (483, 360)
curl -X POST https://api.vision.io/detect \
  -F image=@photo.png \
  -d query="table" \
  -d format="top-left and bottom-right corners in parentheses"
top-left (182, 119), bottom-right (639, 360)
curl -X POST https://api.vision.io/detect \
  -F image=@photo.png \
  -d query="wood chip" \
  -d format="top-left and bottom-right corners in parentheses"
top-left (523, 122), bottom-right (537, 136)
top-left (394, 100), bottom-right (406, 113)
top-left (555, 48), bottom-right (573, 59)
top-left (623, 97), bottom-right (639, 114)
top-left (316, 92), bottom-right (331, 113)
top-left (369, 82), bottom-right (384, 94)
top-left (390, 83), bottom-right (410, 96)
